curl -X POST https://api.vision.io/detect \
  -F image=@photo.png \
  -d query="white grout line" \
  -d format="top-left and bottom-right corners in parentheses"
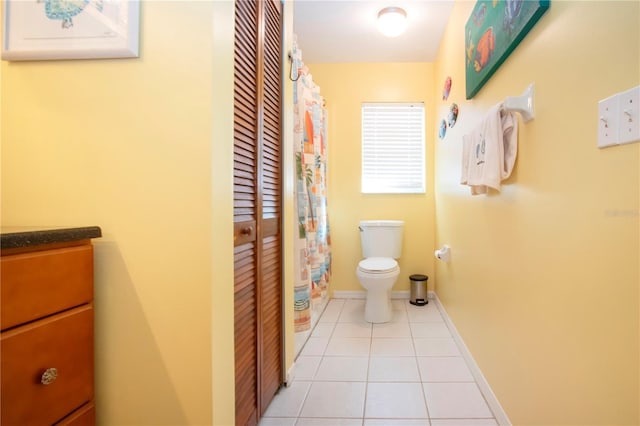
top-left (285, 291), bottom-right (509, 425)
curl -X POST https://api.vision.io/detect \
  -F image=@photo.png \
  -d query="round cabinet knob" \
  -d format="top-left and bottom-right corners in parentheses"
top-left (41, 368), bottom-right (58, 385)
top-left (241, 226), bottom-right (253, 236)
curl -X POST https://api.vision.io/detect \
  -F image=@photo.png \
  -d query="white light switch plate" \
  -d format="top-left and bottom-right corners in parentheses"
top-left (618, 86), bottom-right (640, 145)
top-left (598, 95), bottom-right (618, 148)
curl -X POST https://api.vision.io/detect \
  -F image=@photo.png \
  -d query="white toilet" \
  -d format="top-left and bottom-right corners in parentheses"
top-left (356, 220), bottom-right (404, 323)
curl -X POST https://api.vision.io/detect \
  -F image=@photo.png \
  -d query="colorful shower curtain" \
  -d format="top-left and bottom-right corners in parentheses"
top-left (292, 39), bottom-right (331, 333)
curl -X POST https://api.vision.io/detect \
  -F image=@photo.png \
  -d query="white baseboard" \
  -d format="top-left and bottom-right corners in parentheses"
top-left (284, 363), bottom-right (295, 387)
top-left (431, 293), bottom-right (511, 426)
top-left (332, 290), bottom-right (421, 300)
top-left (331, 290), bottom-right (365, 299)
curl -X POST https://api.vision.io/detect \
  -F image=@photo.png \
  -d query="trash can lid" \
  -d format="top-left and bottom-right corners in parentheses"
top-left (409, 274), bottom-right (428, 281)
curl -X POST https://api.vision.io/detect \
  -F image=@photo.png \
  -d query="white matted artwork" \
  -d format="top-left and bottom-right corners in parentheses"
top-left (2, 0), bottom-right (140, 61)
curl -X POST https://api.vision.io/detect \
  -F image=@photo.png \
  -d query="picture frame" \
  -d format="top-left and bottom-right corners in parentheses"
top-left (2, 0), bottom-right (140, 61)
top-left (465, 0), bottom-right (549, 99)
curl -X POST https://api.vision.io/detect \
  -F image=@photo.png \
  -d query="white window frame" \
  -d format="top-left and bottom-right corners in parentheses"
top-left (361, 102), bottom-right (426, 194)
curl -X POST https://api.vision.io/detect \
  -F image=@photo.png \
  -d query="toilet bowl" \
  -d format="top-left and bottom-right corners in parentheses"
top-left (356, 220), bottom-right (404, 323)
top-left (357, 257), bottom-right (400, 323)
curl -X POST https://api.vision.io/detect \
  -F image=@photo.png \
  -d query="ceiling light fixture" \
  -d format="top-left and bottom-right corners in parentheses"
top-left (377, 6), bottom-right (408, 38)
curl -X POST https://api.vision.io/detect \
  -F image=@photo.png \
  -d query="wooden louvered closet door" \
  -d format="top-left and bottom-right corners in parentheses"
top-left (233, 0), bottom-right (283, 425)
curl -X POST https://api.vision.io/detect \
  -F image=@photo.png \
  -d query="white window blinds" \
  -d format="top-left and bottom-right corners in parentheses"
top-left (361, 103), bottom-right (425, 194)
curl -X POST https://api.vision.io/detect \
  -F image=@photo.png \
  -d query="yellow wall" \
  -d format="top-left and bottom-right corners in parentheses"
top-left (308, 63), bottom-right (436, 293)
top-left (211, 1), bottom-right (236, 425)
top-left (0, 1), bottom-right (298, 424)
top-left (434, 1), bottom-right (639, 424)
top-left (2, 2), bottom-right (215, 423)
top-left (3, 0), bottom-right (638, 424)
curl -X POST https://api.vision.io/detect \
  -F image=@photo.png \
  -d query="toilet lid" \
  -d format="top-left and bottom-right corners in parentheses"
top-left (358, 257), bottom-right (398, 273)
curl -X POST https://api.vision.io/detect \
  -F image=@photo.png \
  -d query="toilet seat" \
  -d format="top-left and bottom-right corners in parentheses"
top-left (358, 257), bottom-right (398, 274)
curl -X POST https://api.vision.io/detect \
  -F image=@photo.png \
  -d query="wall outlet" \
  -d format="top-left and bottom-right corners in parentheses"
top-left (618, 86), bottom-right (640, 145)
top-left (598, 95), bottom-right (619, 148)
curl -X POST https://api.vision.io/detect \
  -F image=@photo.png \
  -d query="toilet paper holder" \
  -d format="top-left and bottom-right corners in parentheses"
top-left (434, 245), bottom-right (450, 262)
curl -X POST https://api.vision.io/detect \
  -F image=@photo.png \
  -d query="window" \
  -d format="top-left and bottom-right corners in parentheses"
top-left (361, 102), bottom-right (425, 194)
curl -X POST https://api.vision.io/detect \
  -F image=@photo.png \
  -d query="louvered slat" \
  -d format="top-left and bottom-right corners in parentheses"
top-left (235, 0), bottom-right (283, 424)
top-left (234, 0), bottom-right (259, 424)
top-left (258, 0), bottom-right (283, 416)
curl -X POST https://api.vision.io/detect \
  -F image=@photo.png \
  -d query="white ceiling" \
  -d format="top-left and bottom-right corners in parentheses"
top-left (293, 0), bottom-right (455, 63)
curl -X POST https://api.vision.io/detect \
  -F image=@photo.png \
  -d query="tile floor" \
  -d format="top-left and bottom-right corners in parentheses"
top-left (260, 298), bottom-right (499, 426)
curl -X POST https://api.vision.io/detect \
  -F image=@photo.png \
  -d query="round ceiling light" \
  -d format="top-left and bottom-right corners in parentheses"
top-left (377, 6), bottom-right (408, 38)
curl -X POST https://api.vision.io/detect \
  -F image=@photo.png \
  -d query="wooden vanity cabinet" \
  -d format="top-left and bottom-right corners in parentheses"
top-left (1, 238), bottom-right (97, 426)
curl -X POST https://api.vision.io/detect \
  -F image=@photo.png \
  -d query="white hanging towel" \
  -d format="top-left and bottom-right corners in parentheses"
top-left (461, 103), bottom-right (518, 195)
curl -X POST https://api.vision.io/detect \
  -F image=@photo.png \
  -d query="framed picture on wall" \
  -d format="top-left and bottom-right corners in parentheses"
top-left (1, 0), bottom-right (140, 61)
top-left (465, 0), bottom-right (549, 99)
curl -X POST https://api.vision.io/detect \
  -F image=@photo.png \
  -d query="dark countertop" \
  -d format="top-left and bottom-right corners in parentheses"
top-left (0, 226), bottom-right (102, 250)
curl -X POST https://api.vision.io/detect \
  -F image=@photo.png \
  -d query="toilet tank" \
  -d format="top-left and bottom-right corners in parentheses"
top-left (359, 220), bottom-right (404, 259)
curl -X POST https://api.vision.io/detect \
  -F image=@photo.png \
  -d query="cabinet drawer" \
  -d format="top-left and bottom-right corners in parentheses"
top-left (1, 306), bottom-right (94, 426)
top-left (1, 245), bottom-right (93, 330)
top-left (55, 402), bottom-right (95, 426)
